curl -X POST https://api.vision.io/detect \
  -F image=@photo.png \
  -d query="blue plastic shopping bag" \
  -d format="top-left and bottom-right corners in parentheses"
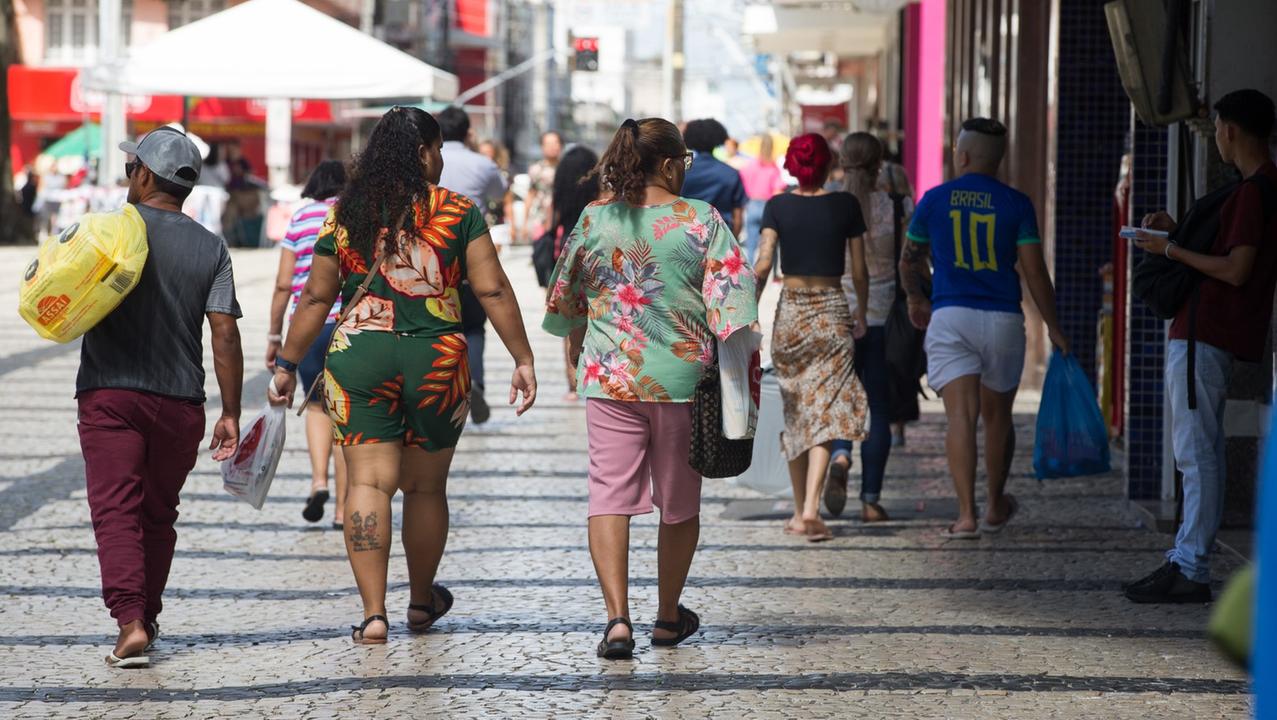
top-left (1033, 350), bottom-right (1111, 479)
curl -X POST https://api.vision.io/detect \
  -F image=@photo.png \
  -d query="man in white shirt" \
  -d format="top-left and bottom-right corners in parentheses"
top-left (437, 107), bottom-right (507, 424)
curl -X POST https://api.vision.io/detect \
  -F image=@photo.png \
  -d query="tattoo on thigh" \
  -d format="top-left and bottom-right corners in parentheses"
top-left (349, 511), bottom-right (382, 552)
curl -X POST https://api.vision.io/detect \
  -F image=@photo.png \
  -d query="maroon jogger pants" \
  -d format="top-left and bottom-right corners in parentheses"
top-left (77, 389), bottom-right (205, 628)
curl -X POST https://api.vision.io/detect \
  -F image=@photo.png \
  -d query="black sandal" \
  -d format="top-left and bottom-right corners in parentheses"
top-left (407, 584), bottom-right (453, 633)
top-left (302, 490), bottom-right (329, 523)
top-left (596, 617), bottom-right (635, 660)
top-left (144, 620), bottom-right (160, 652)
top-left (651, 605), bottom-right (700, 647)
top-left (351, 615), bottom-right (388, 645)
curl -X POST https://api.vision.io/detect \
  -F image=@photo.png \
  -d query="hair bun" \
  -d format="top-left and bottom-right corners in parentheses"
top-left (784, 133), bottom-right (832, 187)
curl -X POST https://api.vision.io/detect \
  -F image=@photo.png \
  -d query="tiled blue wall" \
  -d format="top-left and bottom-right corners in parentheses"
top-left (1126, 121), bottom-right (1169, 500)
top-left (1054, 0), bottom-right (1132, 384)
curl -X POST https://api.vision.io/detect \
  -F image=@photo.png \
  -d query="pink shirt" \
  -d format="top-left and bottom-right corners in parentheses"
top-left (739, 159), bottom-right (785, 201)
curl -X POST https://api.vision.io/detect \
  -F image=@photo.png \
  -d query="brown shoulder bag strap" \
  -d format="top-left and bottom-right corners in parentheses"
top-left (296, 206), bottom-right (411, 416)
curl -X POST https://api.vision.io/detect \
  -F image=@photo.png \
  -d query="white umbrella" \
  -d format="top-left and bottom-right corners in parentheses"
top-left (83, 0), bottom-right (457, 101)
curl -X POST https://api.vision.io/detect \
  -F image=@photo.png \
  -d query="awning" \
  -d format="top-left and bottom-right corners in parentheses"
top-left (41, 122), bottom-right (102, 159)
top-left (83, 0), bottom-right (458, 101)
top-left (744, 1), bottom-right (910, 57)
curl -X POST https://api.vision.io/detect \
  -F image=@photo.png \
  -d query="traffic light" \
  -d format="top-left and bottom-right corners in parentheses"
top-left (573, 36), bottom-right (599, 72)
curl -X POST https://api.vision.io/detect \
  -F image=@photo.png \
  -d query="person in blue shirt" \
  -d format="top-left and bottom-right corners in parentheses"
top-left (681, 119), bottom-right (747, 236)
top-left (899, 117), bottom-right (1069, 540)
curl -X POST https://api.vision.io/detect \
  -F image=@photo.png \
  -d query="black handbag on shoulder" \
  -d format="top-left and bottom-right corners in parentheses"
top-left (532, 229), bottom-right (556, 288)
top-left (689, 361), bottom-right (754, 479)
top-left (882, 185), bottom-right (930, 423)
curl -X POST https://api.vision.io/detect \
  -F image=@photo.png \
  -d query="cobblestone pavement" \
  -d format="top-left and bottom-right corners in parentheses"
top-left (0, 246), bottom-right (1251, 718)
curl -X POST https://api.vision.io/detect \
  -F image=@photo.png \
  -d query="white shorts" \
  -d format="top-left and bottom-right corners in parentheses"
top-left (925, 306), bottom-right (1026, 393)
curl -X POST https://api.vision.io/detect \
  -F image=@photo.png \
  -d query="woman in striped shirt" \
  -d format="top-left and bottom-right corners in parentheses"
top-left (268, 160), bottom-right (348, 527)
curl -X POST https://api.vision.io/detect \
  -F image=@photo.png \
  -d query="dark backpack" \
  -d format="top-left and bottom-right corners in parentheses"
top-left (1131, 172), bottom-right (1276, 408)
top-left (1133, 173), bottom-right (1277, 319)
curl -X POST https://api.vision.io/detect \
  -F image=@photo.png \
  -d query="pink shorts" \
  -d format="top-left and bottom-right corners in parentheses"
top-left (586, 399), bottom-right (703, 524)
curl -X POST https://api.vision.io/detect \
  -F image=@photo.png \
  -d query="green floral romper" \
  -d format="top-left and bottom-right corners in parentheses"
top-left (313, 186), bottom-right (487, 450)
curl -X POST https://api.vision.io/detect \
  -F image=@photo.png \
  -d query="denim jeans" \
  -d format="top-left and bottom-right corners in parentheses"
top-left (832, 326), bottom-right (891, 504)
top-left (466, 329), bottom-right (486, 390)
top-left (1164, 339), bottom-right (1232, 584)
top-left (461, 283), bottom-right (487, 391)
top-left (744, 199), bottom-right (767, 264)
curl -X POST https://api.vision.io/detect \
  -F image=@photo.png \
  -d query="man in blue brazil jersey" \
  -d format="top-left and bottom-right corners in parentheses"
top-left (899, 117), bottom-right (1069, 539)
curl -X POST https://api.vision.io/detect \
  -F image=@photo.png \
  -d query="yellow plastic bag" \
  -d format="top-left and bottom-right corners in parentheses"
top-left (19, 204), bottom-right (148, 343)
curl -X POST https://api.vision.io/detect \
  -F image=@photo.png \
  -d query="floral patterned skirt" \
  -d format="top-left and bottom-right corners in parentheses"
top-left (771, 287), bottom-right (868, 460)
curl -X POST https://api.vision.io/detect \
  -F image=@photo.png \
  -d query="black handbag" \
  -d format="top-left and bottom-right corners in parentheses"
top-left (689, 361), bottom-right (754, 478)
top-left (532, 228), bottom-right (556, 288)
top-left (882, 184), bottom-right (929, 423)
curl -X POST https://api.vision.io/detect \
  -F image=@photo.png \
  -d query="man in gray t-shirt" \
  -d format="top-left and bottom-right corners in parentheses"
top-left (76, 127), bottom-right (244, 668)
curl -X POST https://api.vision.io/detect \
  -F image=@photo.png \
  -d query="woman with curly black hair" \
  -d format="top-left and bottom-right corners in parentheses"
top-left (270, 106), bottom-right (538, 644)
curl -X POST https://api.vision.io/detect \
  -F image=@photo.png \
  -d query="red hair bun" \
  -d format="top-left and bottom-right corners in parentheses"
top-left (783, 133), bottom-right (832, 188)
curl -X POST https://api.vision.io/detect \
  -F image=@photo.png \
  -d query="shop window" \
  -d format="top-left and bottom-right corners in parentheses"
top-left (45, 0), bottom-right (96, 64)
top-left (44, 0), bottom-right (133, 64)
top-left (168, 0), bottom-right (226, 30)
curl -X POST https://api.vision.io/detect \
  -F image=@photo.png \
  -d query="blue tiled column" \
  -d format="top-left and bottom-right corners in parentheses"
top-left (1125, 121), bottom-right (1169, 500)
top-left (1053, 0), bottom-right (1131, 384)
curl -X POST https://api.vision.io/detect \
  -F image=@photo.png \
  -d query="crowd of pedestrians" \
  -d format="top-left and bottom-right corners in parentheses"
top-left (69, 89), bottom-right (1277, 668)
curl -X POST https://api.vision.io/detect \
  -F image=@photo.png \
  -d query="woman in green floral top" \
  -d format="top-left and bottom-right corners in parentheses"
top-left (544, 118), bottom-right (758, 659)
top-left (271, 107), bottom-right (538, 645)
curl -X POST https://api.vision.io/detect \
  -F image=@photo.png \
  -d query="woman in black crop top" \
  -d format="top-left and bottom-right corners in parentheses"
top-left (753, 133), bottom-right (870, 543)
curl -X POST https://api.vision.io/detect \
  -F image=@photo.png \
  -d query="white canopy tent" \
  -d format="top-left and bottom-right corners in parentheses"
top-left (83, 0), bottom-right (459, 187)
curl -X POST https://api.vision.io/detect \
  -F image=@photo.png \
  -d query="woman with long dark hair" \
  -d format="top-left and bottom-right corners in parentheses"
top-left (822, 133), bottom-right (914, 522)
top-left (270, 107), bottom-right (538, 644)
top-left (548, 145), bottom-right (601, 400)
top-left (753, 133), bottom-right (870, 542)
top-left (543, 118), bottom-right (757, 659)
top-left (267, 160), bottom-right (349, 528)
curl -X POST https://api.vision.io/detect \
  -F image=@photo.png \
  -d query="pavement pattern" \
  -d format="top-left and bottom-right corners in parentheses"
top-left (0, 245), bottom-right (1251, 718)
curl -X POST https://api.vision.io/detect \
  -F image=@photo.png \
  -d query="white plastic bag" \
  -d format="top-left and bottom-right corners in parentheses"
top-left (718, 329), bottom-right (763, 440)
top-left (221, 404), bottom-right (286, 510)
top-left (731, 368), bottom-right (789, 495)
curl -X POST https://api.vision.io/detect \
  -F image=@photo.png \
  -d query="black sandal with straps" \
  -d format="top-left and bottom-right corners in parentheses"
top-left (597, 617), bottom-right (635, 660)
top-left (651, 605), bottom-right (700, 647)
top-left (351, 615), bottom-right (389, 645)
top-left (407, 584), bottom-right (454, 633)
top-left (144, 620), bottom-right (160, 652)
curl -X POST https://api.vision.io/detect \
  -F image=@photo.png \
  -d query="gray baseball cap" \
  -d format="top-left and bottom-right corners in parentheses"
top-left (119, 126), bottom-right (202, 188)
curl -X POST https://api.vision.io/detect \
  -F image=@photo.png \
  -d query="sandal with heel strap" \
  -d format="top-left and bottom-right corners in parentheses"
top-left (651, 605), bottom-right (700, 647)
top-left (407, 584), bottom-right (454, 633)
top-left (351, 615), bottom-right (389, 645)
top-left (144, 620), bottom-right (160, 652)
top-left (597, 617), bottom-right (635, 660)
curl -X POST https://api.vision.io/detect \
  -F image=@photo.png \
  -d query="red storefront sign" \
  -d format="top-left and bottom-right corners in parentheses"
top-left (8, 66), bottom-right (335, 124)
top-left (800, 103), bottom-right (850, 135)
top-left (8, 65), bottom-right (339, 173)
